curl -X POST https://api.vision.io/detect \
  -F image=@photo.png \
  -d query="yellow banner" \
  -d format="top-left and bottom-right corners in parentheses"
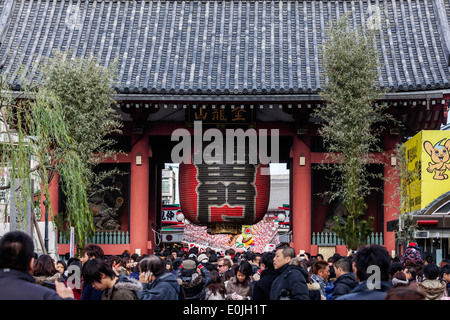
top-left (404, 130), bottom-right (450, 212)
top-left (404, 133), bottom-right (422, 212)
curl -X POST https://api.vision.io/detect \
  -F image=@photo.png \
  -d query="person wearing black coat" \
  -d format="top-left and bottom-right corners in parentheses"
top-left (336, 245), bottom-right (392, 300)
top-left (138, 256), bottom-right (181, 300)
top-left (251, 252), bottom-right (277, 300)
top-left (269, 247), bottom-right (310, 300)
top-left (0, 231), bottom-right (74, 300)
top-left (139, 272), bottom-right (181, 300)
top-left (332, 272), bottom-right (358, 299)
top-left (331, 257), bottom-right (358, 300)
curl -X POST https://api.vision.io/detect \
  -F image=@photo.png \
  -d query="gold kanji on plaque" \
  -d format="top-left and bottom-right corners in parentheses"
top-left (231, 106), bottom-right (247, 121)
top-left (212, 108), bottom-right (228, 121)
top-left (194, 108), bottom-right (208, 120)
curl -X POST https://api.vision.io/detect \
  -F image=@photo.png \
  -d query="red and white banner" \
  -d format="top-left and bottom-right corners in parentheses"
top-left (182, 218), bottom-right (279, 253)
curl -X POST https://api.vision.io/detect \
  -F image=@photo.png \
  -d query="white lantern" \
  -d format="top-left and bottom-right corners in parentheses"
top-left (277, 213), bottom-right (286, 222)
top-left (176, 212), bottom-right (185, 222)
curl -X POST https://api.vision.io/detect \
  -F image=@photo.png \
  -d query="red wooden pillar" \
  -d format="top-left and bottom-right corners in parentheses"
top-left (48, 172), bottom-right (59, 217)
top-left (40, 172), bottom-right (59, 221)
top-left (383, 133), bottom-right (401, 255)
top-left (291, 135), bottom-right (312, 254)
top-left (129, 135), bottom-right (150, 255)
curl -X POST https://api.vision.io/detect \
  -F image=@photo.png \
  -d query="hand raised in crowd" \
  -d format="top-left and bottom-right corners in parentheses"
top-left (55, 281), bottom-right (75, 299)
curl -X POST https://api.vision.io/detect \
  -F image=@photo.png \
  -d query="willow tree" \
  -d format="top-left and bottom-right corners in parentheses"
top-left (314, 15), bottom-right (395, 250)
top-left (41, 52), bottom-right (123, 252)
top-left (0, 51), bottom-right (122, 253)
top-left (41, 52), bottom-right (123, 199)
top-left (0, 70), bottom-right (90, 252)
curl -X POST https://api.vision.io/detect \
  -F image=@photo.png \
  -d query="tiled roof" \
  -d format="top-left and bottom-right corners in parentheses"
top-left (0, 0), bottom-right (450, 95)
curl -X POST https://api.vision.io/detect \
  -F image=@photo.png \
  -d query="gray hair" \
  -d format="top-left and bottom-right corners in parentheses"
top-left (334, 258), bottom-right (352, 273)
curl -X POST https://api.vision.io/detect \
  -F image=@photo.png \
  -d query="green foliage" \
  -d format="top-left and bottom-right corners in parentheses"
top-left (40, 52), bottom-right (123, 253)
top-left (0, 51), bottom-right (123, 254)
top-left (41, 52), bottom-right (122, 166)
top-left (314, 15), bottom-right (394, 250)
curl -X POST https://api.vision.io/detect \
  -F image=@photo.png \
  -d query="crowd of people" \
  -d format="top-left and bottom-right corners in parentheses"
top-left (1, 231), bottom-right (449, 300)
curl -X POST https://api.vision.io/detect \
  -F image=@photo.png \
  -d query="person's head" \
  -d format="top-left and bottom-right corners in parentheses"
top-left (162, 248), bottom-right (171, 258)
top-left (131, 253), bottom-right (139, 262)
top-left (209, 270), bottom-right (222, 285)
top-left (273, 246), bottom-right (295, 269)
top-left (127, 257), bottom-right (136, 270)
top-left (391, 271), bottom-right (409, 287)
top-left (82, 258), bottom-right (117, 291)
top-left (390, 262), bottom-right (404, 278)
top-left (106, 255), bottom-right (120, 268)
top-left (244, 251), bottom-right (256, 262)
top-left (259, 251), bottom-right (275, 270)
top-left (329, 253), bottom-right (342, 264)
top-left (208, 252), bottom-right (218, 263)
top-left (403, 265), bottom-right (417, 281)
top-left (290, 256), bottom-right (309, 271)
top-left (207, 270), bottom-right (226, 296)
top-left (441, 265), bottom-right (450, 284)
top-left (139, 255), bottom-right (166, 280)
top-left (172, 257), bottom-right (183, 271)
top-left (197, 253), bottom-right (209, 264)
top-left (0, 231), bottom-right (35, 274)
top-left (188, 246), bottom-right (199, 256)
top-left (67, 257), bottom-right (80, 267)
top-left (33, 254), bottom-right (58, 277)
top-left (217, 257), bottom-right (232, 274)
top-left (312, 260), bottom-right (330, 281)
top-left (328, 265), bottom-right (336, 280)
top-left (67, 257), bottom-right (82, 271)
top-left (165, 260), bottom-right (173, 272)
top-left (235, 260), bottom-right (253, 283)
top-left (81, 245), bottom-right (104, 265)
top-left (225, 248), bottom-right (235, 257)
top-left (316, 254), bottom-right (324, 261)
top-left (417, 268), bottom-right (424, 282)
top-left (56, 260), bottom-right (67, 275)
top-left (334, 257), bottom-right (352, 278)
top-left (121, 256), bottom-right (132, 270)
top-left (222, 268), bottom-right (233, 282)
top-left (403, 259), bottom-right (417, 268)
top-left (424, 255), bottom-right (433, 265)
top-left (353, 245), bottom-right (391, 283)
top-left (439, 259), bottom-right (449, 268)
top-left (423, 263), bottom-right (440, 280)
top-left (384, 287), bottom-right (425, 300)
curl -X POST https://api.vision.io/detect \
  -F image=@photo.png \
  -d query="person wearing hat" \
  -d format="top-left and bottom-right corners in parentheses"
top-left (401, 242), bottom-right (423, 265)
top-left (176, 258), bottom-right (212, 300)
top-left (197, 253), bottom-right (209, 264)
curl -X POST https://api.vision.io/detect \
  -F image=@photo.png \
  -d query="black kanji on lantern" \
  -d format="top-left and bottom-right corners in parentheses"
top-left (195, 163), bottom-right (257, 224)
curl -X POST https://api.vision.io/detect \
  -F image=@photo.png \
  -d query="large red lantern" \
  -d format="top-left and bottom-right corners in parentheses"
top-left (179, 158), bottom-right (270, 235)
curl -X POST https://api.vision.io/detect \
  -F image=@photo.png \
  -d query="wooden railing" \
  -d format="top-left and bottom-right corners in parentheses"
top-left (58, 230), bottom-right (130, 244)
top-left (312, 232), bottom-right (384, 246)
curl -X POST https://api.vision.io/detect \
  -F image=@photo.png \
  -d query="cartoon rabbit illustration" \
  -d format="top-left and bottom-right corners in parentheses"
top-left (424, 139), bottom-right (450, 180)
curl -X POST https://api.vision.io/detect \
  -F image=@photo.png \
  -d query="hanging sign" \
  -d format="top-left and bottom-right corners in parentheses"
top-left (70, 227), bottom-right (75, 258)
top-left (187, 105), bottom-right (255, 127)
